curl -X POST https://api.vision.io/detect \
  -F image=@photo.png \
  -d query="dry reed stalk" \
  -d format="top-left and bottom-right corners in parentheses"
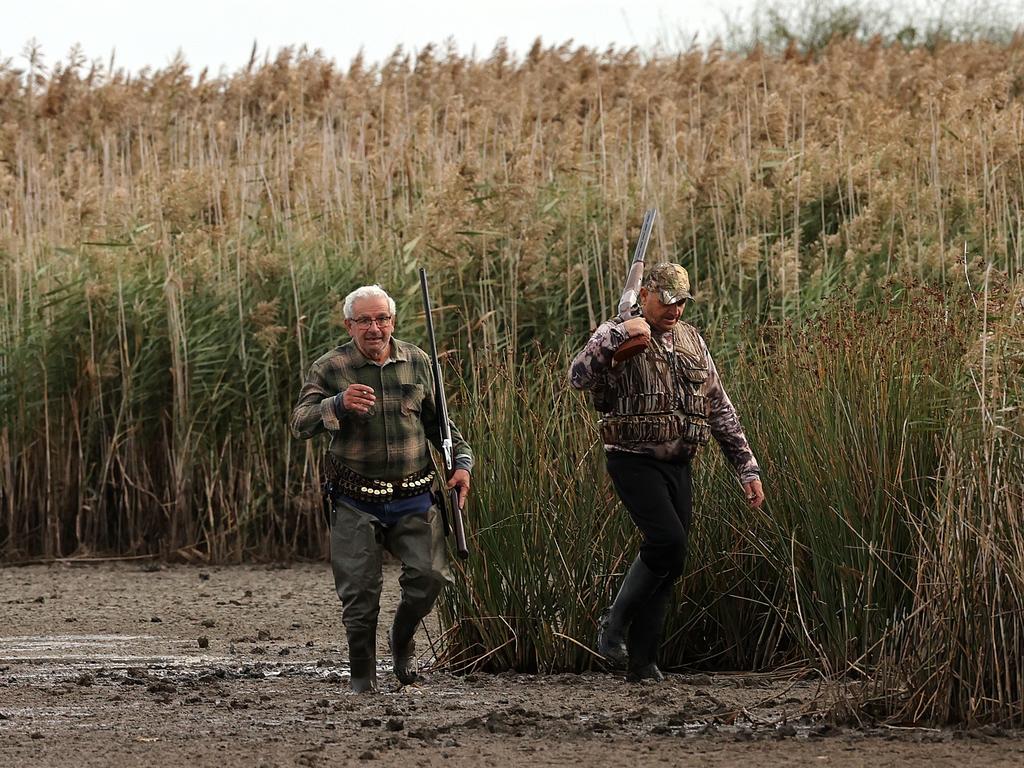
top-left (0, 36), bottom-right (1022, 722)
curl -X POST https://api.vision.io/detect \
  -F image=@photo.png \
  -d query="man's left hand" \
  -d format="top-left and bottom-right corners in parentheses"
top-left (447, 469), bottom-right (471, 511)
top-left (743, 479), bottom-right (765, 509)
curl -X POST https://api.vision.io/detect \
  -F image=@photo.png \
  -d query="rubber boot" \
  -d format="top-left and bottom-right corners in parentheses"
top-left (597, 556), bottom-right (665, 668)
top-left (347, 631), bottom-right (378, 693)
top-left (625, 581), bottom-right (673, 682)
top-left (389, 602), bottom-right (421, 686)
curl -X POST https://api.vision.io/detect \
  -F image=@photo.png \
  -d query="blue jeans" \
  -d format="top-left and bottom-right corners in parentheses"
top-left (335, 490), bottom-right (433, 526)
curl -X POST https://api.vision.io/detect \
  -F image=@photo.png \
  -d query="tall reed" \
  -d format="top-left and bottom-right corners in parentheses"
top-left (861, 278), bottom-right (1024, 724)
top-left (437, 282), bottom-right (1023, 726)
top-left (1, 36), bottom-right (1023, 724)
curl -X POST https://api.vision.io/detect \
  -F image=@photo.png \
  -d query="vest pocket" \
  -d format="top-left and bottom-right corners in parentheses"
top-left (677, 362), bottom-right (708, 384)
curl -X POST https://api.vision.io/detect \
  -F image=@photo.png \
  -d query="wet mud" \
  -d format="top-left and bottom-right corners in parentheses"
top-left (2, 562), bottom-right (1022, 767)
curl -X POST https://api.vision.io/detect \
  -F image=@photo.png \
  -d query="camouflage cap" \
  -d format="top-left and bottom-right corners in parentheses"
top-left (643, 262), bottom-right (694, 304)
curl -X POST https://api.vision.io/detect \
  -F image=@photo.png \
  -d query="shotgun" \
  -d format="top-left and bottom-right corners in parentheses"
top-left (613, 208), bottom-right (658, 362)
top-left (418, 268), bottom-right (470, 560)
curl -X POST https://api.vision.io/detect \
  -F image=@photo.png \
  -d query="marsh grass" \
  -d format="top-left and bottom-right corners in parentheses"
top-left (434, 350), bottom-right (631, 672)
top-left (855, 279), bottom-right (1024, 724)
top-left (437, 281), bottom-right (1022, 726)
top-left (0, 241), bottom-right (359, 559)
top-left (1, 33), bottom-right (1022, 723)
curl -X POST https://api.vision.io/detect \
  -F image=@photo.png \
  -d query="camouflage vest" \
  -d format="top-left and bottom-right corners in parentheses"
top-left (597, 323), bottom-right (711, 448)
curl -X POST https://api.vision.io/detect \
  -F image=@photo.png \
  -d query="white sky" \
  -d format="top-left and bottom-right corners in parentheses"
top-left (1, 0), bottom-right (760, 75)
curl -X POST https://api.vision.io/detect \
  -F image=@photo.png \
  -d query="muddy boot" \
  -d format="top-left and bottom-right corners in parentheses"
top-left (349, 656), bottom-right (377, 693)
top-left (625, 581), bottom-right (672, 683)
top-left (626, 661), bottom-right (665, 682)
top-left (389, 602), bottom-right (421, 686)
top-left (597, 556), bottom-right (664, 668)
top-left (347, 631), bottom-right (378, 693)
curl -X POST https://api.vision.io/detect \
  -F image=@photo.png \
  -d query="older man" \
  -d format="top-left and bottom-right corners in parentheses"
top-left (569, 262), bottom-right (764, 682)
top-left (291, 284), bottom-right (472, 692)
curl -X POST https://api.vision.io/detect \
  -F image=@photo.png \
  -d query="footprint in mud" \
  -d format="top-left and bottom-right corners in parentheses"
top-left (459, 706), bottom-right (544, 736)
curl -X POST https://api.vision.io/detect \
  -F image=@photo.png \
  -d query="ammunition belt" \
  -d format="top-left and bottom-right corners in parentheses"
top-left (600, 412), bottom-right (710, 447)
top-left (678, 392), bottom-right (707, 418)
top-left (326, 457), bottom-right (435, 503)
top-left (679, 419), bottom-right (711, 446)
top-left (611, 391), bottom-right (707, 417)
top-left (614, 392), bottom-right (676, 414)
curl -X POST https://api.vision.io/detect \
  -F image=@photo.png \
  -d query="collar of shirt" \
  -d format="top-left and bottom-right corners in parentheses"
top-left (349, 339), bottom-right (412, 368)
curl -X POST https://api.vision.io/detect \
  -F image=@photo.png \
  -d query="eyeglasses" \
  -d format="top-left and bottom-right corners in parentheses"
top-left (351, 314), bottom-right (394, 329)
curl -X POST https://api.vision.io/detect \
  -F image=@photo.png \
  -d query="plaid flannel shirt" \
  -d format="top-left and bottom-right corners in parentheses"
top-left (291, 337), bottom-right (473, 481)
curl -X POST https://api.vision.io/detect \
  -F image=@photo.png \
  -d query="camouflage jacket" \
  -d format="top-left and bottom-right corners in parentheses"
top-left (290, 337), bottom-right (473, 481)
top-left (568, 319), bottom-right (760, 484)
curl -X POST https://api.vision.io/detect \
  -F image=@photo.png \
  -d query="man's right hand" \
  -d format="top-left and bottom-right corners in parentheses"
top-left (620, 317), bottom-right (651, 345)
top-left (341, 383), bottom-right (376, 415)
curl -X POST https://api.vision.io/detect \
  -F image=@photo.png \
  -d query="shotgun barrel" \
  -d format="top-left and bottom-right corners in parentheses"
top-left (418, 268), bottom-right (469, 560)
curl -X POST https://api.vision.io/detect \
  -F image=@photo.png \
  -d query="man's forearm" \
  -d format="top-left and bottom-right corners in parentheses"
top-left (705, 355), bottom-right (760, 483)
top-left (568, 322), bottom-right (620, 390)
top-left (450, 420), bottom-right (474, 473)
top-left (291, 373), bottom-right (338, 438)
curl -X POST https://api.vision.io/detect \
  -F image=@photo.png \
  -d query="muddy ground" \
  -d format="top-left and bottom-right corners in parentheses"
top-left (1, 562), bottom-right (1021, 767)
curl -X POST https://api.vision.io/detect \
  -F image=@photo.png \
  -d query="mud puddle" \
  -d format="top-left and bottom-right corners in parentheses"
top-left (0, 633), bottom-right (353, 679)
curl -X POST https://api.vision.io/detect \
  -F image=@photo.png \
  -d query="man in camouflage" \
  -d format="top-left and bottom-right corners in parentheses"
top-left (569, 262), bottom-right (765, 681)
top-left (291, 285), bottom-right (473, 692)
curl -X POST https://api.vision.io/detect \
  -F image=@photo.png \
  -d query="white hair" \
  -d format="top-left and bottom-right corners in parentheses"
top-left (343, 285), bottom-right (397, 319)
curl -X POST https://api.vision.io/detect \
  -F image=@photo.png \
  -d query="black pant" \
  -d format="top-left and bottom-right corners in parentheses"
top-left (606, 451), bottom-right (692, 581)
